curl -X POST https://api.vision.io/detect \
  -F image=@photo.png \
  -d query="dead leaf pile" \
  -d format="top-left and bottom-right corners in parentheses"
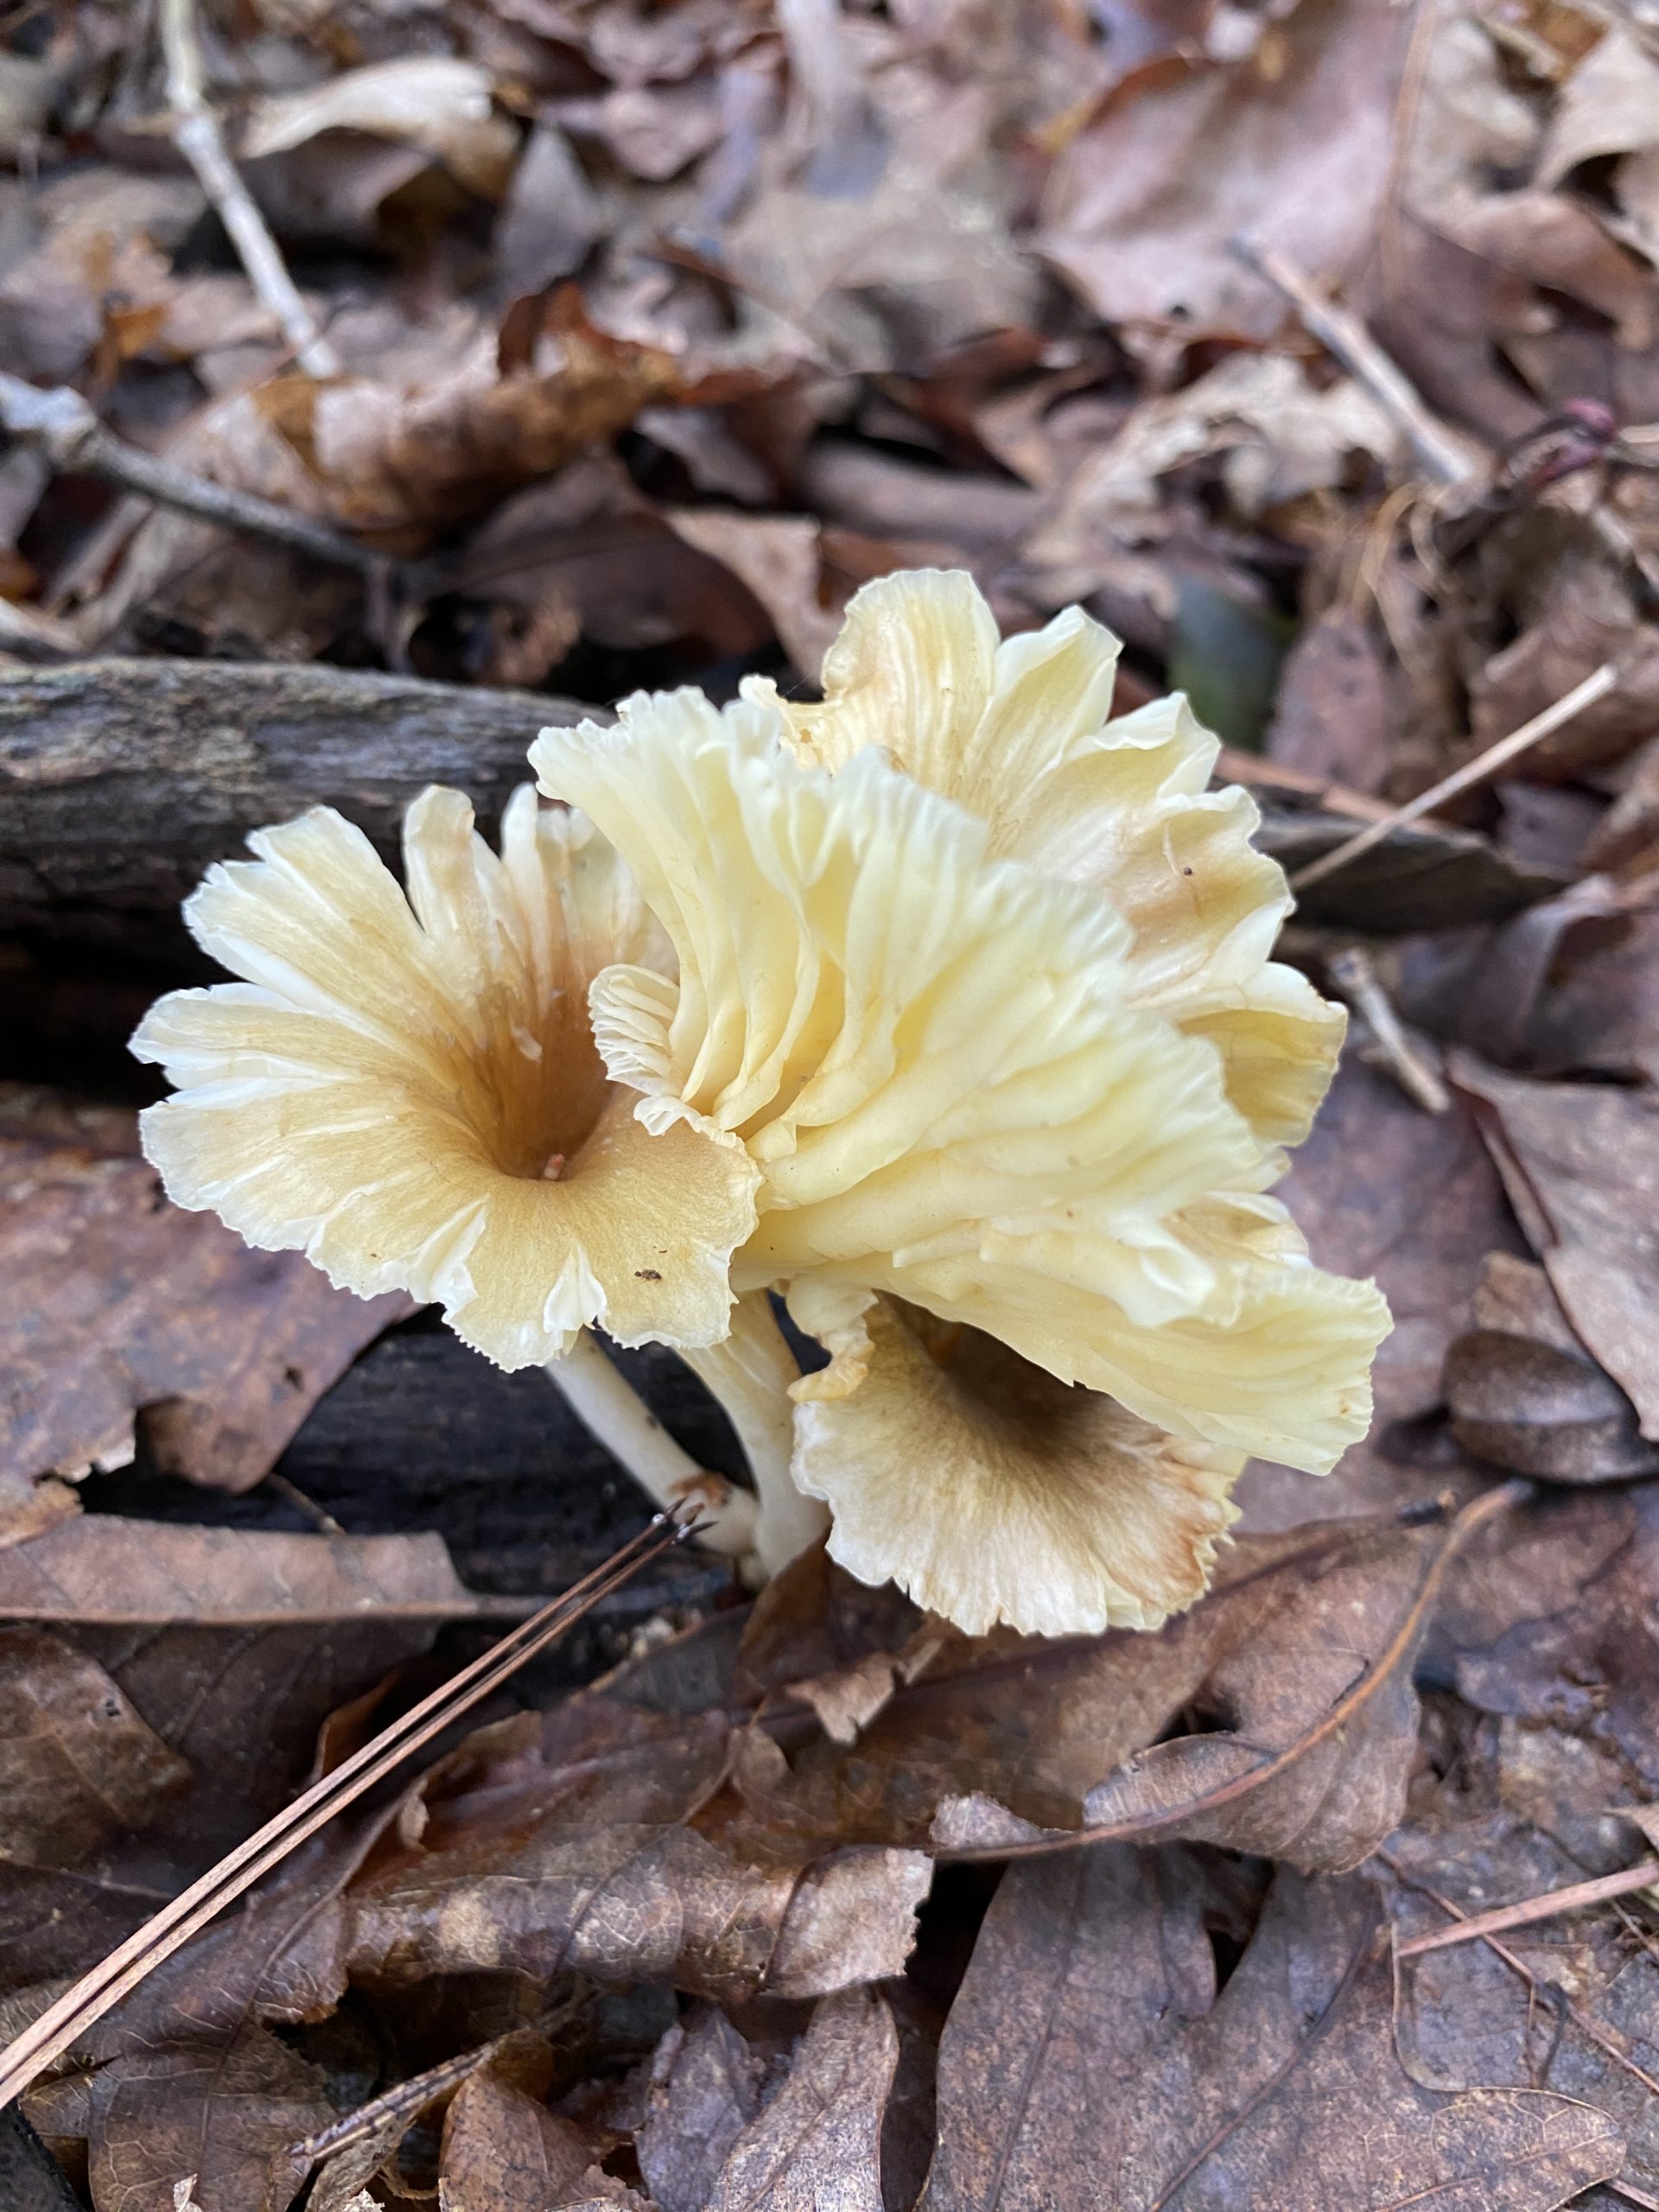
top-left (10, 0), bottom-right (1659, 2204)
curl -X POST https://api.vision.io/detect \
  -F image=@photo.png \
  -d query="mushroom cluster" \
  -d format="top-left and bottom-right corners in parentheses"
top-left (135, 571), bottom-right (1389, 1637)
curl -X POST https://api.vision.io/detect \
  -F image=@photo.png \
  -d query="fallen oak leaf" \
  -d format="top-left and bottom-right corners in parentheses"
top-left (715, 1484), bottom-right (1525, 1874)
top-left (918, 1849), bottom-right (1622, 2211)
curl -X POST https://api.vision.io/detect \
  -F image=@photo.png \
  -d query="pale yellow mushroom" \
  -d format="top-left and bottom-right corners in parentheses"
top-left (131, 786), bottom-right (760, 1373)
top-left (791, 1297), bottom-right (1243, 1637)
top-left (744, 568), bottom-right (1345, 1147)
top-left (531, 684), bottom-right (1389, 1521)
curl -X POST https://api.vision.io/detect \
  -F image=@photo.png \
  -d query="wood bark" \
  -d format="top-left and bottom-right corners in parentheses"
top-left (0, 658), bottom-right (583, 955)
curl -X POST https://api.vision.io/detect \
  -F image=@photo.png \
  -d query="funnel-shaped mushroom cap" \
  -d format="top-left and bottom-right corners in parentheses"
top-left (131, 787), bottom-right (758, 1369)
top-left (744, 569), bottom-right (1344, 1147)
top-left (792, 1295), bottom-right (1243, 1637)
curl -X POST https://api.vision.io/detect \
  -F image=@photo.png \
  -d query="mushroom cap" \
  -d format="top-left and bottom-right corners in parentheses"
top-left (131, 785), bottom-right (758, 1369)
top-left (531, 690), bottom-right (1388, 1474)
top-left (791, 1296), bottom-right (1244, 1638)
top-left (744, 568), bottom-right (1344, 1147)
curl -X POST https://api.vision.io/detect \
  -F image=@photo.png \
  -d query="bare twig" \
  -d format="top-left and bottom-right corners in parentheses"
top-left (1289, 662), bottom-right (1619, 893)
top-left (1232, 235), bottom-right (1484, 487)
top-left (1214, 744), bottom-right (1395, 824)
top-left (0, 371), bottom-right (378, 575)
top-left (1326, 946), bottom-right (1450, 1115)
top-left (157, 0), bottom-right (340, 377)
top-left (1395, 1856), bottom-right (1659, 1958)
top-left (0, 1510), bottom-right (696, 2112)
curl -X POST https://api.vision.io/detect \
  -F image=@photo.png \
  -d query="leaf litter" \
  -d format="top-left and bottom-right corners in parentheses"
top-left (7, 0), bottom-right (1659, 2207)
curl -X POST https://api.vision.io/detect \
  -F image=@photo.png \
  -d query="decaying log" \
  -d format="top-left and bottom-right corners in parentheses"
top-left (0, 658), bottom-right (582, 956)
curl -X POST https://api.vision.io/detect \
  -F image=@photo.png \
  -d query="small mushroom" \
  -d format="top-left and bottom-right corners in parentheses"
top-left (791, 1297), bottom-right (1243, 1638)
top-left (131, 785), bottom-right (759, 1371)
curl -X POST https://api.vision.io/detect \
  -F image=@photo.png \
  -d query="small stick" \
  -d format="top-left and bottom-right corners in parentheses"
top-left (1395, 1856), bottom-right (1659, 1958)
top-left (1379, 1848), bottom-right (1659, 2102)
top-left (1214, 744), bottom-right (1395, 825)
top-left (544, 1330), bottom-right (758, 1559)
top-left (1232, 236), bottom-right (1482, 487)
top-left (157, 0), bottom-right (340, 378)
top-left (1289, 662), bottom-right (1619, 893)
top-left (0, 372), bottom-right (378, 575)
top-left (1326, 946), bottom-right (1450, 1116)
top-left (0, 1510), bottom-right (696, 2111)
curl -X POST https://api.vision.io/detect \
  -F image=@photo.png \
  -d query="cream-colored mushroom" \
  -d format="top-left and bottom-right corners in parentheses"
top-left (791, 1297), bottom-right (1243, 1637)
top-left (131, 785), bottom-right (772, 1545)
top-left (531, 686), bottom-right (1389, 1507)
top-left (745, 568), bottom-right (1345, 1147)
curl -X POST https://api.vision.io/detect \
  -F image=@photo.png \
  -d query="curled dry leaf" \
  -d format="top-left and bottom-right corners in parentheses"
top-left (333, 1688), bottom-right (931, 2004)
top-left (721, 1491), bottom-right (1516, 1875)
top-left (1446, 1253), bottom-right (1659, 1483)
top-left (254, 298), bottom-right (683, 543)
top-left (242, 57), bottom-right (520, 200)
top-left (1452, 1057), bottom-right (1659, 1440)
top-left (919, 1851), bottom-right (1622, 2211)
top-left (0, 1095), bottom-right (407, 1513)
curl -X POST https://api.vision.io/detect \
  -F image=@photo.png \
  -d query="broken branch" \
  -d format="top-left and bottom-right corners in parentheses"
top-left (0, 372), bottom-right (378, 575)
top-left (156, 0), bottom-right (340, 378)
top-left (1289, 662), bottom-right (1620, 893)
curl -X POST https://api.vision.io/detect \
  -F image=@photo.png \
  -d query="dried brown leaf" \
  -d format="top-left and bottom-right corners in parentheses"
top-left (0, 1629), bottom-right (188, 1868)
top-left (1446, 1253), bottom-right (1659, 1481)
top-left (242, 56), bottom-right (519, 200)
top-left (637, 2007), bottom-right (766, 2212)
top-left (1235, 1050), bottom-right (1522, 1529)
top-left (0, 1516), bottom-right (481, 1625)
top-left (84, 2024), bottom-right (332, 2212)
top-left (919, 1851), bottom-right (1622, 2210)
top-left (721, 1492), bottom-right (1515, 1874)
top-left (1039, 0), bottom-right (1407, 340)
top-left (257, 300), bottom-right (682, 542)
top-left (703, 1987), bottom-right (895, 2212)
top-left (0, 1102), bottom-right (405, 1510)
top-left (440, 2071), bottom-right (647, 2210)
top-left (1452, 1057), bottom-right (1659, 1439)
top-left (332, 1688), bottom-right (930, 2003)
top-left (1267, 608), bottom-right (1400, 796)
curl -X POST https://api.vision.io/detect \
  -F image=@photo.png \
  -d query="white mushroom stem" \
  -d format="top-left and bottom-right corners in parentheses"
top-left (542, 1330), bottom-right (758, 1559)
top-left (678, 1294), bottom-right (830, 1578)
